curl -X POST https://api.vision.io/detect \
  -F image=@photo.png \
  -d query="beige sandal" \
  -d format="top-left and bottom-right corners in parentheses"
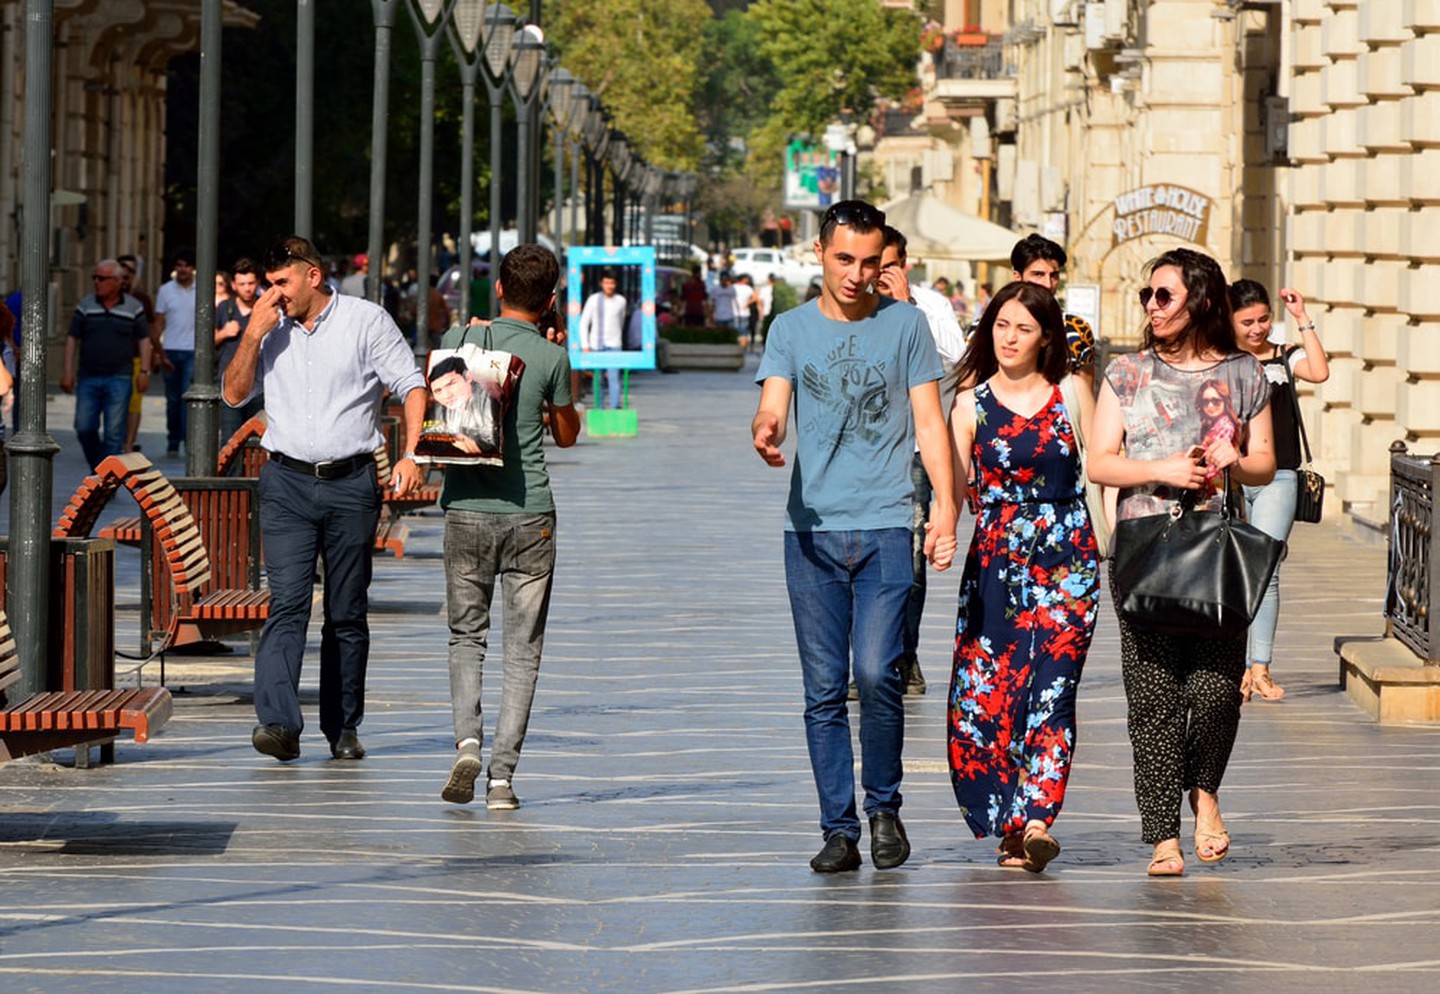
top-left (1251, 668), bottom-right (1286, 701)
top-left (1240, 669), bottom-right (1254, 703)
top-left (1147, 839), bottom-right (1185, 877)
top-left (1021, 822), bottom-right (1061, 874)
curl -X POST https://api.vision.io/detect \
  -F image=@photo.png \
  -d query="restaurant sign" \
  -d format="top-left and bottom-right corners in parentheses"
top-left (1111, 183), bottom-right (1211, 248)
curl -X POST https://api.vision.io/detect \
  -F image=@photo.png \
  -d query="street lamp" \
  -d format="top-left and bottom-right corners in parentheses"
top-left (448, 0), bottom-right (486, 324)
top-left (482, 3), bottom-right (516, 314)
top-left (407, 0), bottom-right (455, 351)
top-left (509, 25), bottom-right (545, 245)
top-left (565, 81), bottom-right (589, 250)
top-left (546, 65), bottom-right (575, 250)
top-left (366, 0), bottom-right (402, 305)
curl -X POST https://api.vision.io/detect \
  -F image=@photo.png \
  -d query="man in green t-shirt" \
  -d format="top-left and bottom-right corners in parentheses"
top-left (438, 244), bottom-right (581, 810)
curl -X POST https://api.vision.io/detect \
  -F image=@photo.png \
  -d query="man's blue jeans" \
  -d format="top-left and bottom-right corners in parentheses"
top-left (164, 349), bottom-right (195, 451)
top-left (445, 509), bottom-right (557, 781)
top-left (73, 372), bottom-right (133, 468)
top-left (784, 528), bottom-right (910, 841)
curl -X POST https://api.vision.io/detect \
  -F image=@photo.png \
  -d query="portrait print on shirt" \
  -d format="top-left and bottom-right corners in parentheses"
top-left (415, 342), bottom-right (525, 467)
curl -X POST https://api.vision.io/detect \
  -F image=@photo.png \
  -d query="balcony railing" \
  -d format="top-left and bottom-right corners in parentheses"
top-left (1387, 442), bottom-right (1440, 662)
top-left (938, 40), bottom-right (1014, 81)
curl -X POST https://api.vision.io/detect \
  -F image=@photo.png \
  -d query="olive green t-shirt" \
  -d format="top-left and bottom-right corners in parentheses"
top-left (438, 317), bottom-right (573, 514)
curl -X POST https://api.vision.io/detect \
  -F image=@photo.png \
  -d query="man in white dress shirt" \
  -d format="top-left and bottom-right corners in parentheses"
top-left (579, 269), bottom-right (627, 410)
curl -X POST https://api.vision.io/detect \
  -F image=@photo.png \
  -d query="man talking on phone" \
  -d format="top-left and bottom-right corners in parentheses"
top-left (224, 235), bottom-right (427, 764)
top-left (752, 200), bottom-right (957, 873)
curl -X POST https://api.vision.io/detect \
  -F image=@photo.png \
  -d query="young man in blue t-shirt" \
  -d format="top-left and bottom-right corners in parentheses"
top-left (752, 200), bottom-right (957, 873)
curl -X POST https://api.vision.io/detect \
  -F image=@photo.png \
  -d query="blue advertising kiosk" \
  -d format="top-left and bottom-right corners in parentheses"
top-left (566, 245), bottom-right (658, 437)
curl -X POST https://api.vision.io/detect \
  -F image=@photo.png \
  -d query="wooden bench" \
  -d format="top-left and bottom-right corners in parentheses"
top-left (0, 608), bottom-right (171, 763)
top-left (132, 472), bottom-right (269, 674)
top-left (54, 451), bottom-right (151, 543)
top-left (216, 412), bottom-right (269, 478)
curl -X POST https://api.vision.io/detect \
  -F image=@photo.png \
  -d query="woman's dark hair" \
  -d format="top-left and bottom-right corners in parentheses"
top-left (1142, 248), bottom-right (1236, 357)
top-left (955, 280), bottom-right (1069, 386)
top-left (1227, 278), bottom-right (1270, 314)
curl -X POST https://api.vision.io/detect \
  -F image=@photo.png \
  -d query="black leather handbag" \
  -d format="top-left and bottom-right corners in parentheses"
top-left (1111, 478), bottom-right (1285, 638)
top-left (1282, 349), bottom-right (1325, 524)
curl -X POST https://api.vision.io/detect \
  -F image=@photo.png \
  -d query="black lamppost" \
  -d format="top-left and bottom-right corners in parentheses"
top-left (366, 0), bottom-right (402, 305)
top-left (509, 25), bottom-right (545, 246)
top-left (407, 0), bottom-right (455, 352)
top-left (448, 0), bottom-right (487, 324)
top-left (187, 0), bottom-right (222, 475)
top-left (546, 66), bottom-right (575, 251)
top-left (608, 133), bottom-right (632, 246)
top-left (565, 82), bottom-right (589, 250)
top-left (482, 3), bottom-right (516, 315)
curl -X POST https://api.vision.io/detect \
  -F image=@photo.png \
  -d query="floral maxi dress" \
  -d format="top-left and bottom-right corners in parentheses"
top-left (948, 382), bottom-right (1099, 839)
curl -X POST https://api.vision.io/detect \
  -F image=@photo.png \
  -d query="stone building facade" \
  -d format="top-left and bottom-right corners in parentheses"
top-left (0, 0), bottom-right (257, 334)
top-left (894, 0), bottom-right (1431, 526)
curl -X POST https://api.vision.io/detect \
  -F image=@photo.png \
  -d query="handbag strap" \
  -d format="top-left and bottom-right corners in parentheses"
top-left (457, 320), bottom-right (496, 352)
top-left (1277, 345), bottom-right (1314, 464)
top-left (1057, 375), bottom-right (1084, 454)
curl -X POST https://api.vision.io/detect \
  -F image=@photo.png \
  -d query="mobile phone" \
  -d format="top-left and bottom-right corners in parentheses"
top-left (1187, 445), bottom-right (1206, 460)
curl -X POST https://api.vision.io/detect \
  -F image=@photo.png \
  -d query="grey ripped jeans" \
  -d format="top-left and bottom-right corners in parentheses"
top-left (445, 508), bottom-right (557, 781)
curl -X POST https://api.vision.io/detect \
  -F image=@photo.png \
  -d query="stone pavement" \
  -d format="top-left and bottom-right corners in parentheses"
top-left (1, 364), bottom-right (1438, 993)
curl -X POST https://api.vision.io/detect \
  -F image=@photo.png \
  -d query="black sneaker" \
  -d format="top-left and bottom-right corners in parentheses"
top-left (869, 812), bottom-right (911, 869)
top-left (441, 744), bottom-right (483, 804)
top-left (810, 834), bottom-right (862, 873)
top-left (486, 778), bottom-right (520, 810)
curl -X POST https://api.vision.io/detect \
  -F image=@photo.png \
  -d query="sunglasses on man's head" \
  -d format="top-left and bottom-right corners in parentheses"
top-left (264, 240), bottom-right (323, 272)
top-left (822, 202), bottom-right (885, 230)
top-left (1138, 287), bottom-right (1179, 309)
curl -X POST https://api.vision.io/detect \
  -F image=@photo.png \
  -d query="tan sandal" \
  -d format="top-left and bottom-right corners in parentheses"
top-left (1251, 668), bottom-right (1285, 701)
top-left (1240, 669), bottom-right (1254, 703)
top-left (1194, 823), bottom-right (1230, 863)
top-left (1147, 840), bottom-right (1185, 877)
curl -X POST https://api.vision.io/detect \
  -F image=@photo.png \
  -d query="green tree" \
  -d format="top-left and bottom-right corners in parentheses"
top-left (697, 9), bottom-right (781, 175)
top-left (743, 0), bottom-right (919, 186)
top-left (549, 0), bottom-right (711, 170)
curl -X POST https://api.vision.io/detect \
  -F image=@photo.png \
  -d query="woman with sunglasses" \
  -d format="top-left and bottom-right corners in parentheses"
top-left (947, 280), bottom-right (1099, 873)
top-left (1228, 280), bottom-right (1329, 702)
top-left (1087, 248), bottom-right (1275, 876)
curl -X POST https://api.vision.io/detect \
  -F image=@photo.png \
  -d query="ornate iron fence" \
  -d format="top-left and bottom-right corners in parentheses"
top-left (1387, 441), bottom-right (1440, 662)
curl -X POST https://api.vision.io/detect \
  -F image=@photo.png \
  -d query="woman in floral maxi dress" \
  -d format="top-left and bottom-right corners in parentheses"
top-left (948, 281), bottom-right (1100, 873)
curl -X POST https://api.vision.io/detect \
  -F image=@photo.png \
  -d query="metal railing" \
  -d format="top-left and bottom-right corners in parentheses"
top-left (1386, 441), bottom-right (1440, 662)
top-left (939, 41), bottom-right (1014, 81)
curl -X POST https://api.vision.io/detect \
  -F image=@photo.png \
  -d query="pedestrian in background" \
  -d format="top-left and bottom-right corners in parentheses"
top-left (1229, 280), bottom-right (1330, 703)
top-left (153, 247), bottom-right (197, 458)
top-left (947, 280), bottom-right (1098, 874)
top-left (1087, 248), bottom-right (1274, 877)
top-left (60, 258), bottom-right (151, 468)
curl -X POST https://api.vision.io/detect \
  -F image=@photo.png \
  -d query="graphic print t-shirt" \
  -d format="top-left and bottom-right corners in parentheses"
top-left (756, 297), bottom-right (942, 532)
top-left (1106, 350), bottom-right (1268, 520)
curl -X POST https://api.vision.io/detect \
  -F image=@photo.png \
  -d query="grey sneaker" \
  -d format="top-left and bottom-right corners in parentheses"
top-left (486, 777), bottom-right (520, 810)
top-left (441, 743), bottom-right (483, 804)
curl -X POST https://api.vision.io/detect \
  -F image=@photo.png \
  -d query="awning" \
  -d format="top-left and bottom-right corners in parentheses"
top-left (879, 191), bottom-right (1018, 263)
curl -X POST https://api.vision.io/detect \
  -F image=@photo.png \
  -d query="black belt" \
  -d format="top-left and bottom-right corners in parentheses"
top-left (269, 450), bottom-right (374, 480)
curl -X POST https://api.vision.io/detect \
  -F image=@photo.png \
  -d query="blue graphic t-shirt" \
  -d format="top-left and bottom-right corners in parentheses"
top-left (757, 297), bottom-right (942, 532)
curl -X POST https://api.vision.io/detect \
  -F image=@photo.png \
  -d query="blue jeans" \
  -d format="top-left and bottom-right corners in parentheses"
top-left (164, 349), bottom-right (195, 451)
top-left (784, 528), bottom-right (910, 841)
top-left (444, 509), bottom-right (557, 781)
top-left (73, 372), bottom-right (133, 468)
top-left (1242, 469), bottom-right (1297, 666)
top-left (595, 347), bottom-right (622, 410)
top-left (254, 460), bottom-right (382, 741)
top-left (902, 452), bottom-right (931, 665)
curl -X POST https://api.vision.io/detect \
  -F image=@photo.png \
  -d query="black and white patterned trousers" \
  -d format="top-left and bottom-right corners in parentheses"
top-left (1112, 575), bottom-right (1247, 843)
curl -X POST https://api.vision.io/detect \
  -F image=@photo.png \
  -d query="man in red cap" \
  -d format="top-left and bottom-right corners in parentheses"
top-left (340, 253), bottom-right (369, 297)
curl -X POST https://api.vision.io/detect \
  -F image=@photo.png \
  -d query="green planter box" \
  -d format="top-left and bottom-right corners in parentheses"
top-left (586, 408), bottom-right (639, 437)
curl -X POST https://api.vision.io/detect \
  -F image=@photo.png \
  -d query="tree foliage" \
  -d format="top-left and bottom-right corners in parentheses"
top-left (549, 0), bottom-right (711, 170)
top-left (742, 0), bottom-right (919, 186)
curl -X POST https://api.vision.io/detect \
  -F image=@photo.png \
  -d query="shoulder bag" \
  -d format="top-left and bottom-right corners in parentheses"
top-left (1057, 374), bottom-right (1112, 557)
top-left (1111, 474), bottom-right (1285, 638)
top-left (1280, 348), bottom-right (1325, 524)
